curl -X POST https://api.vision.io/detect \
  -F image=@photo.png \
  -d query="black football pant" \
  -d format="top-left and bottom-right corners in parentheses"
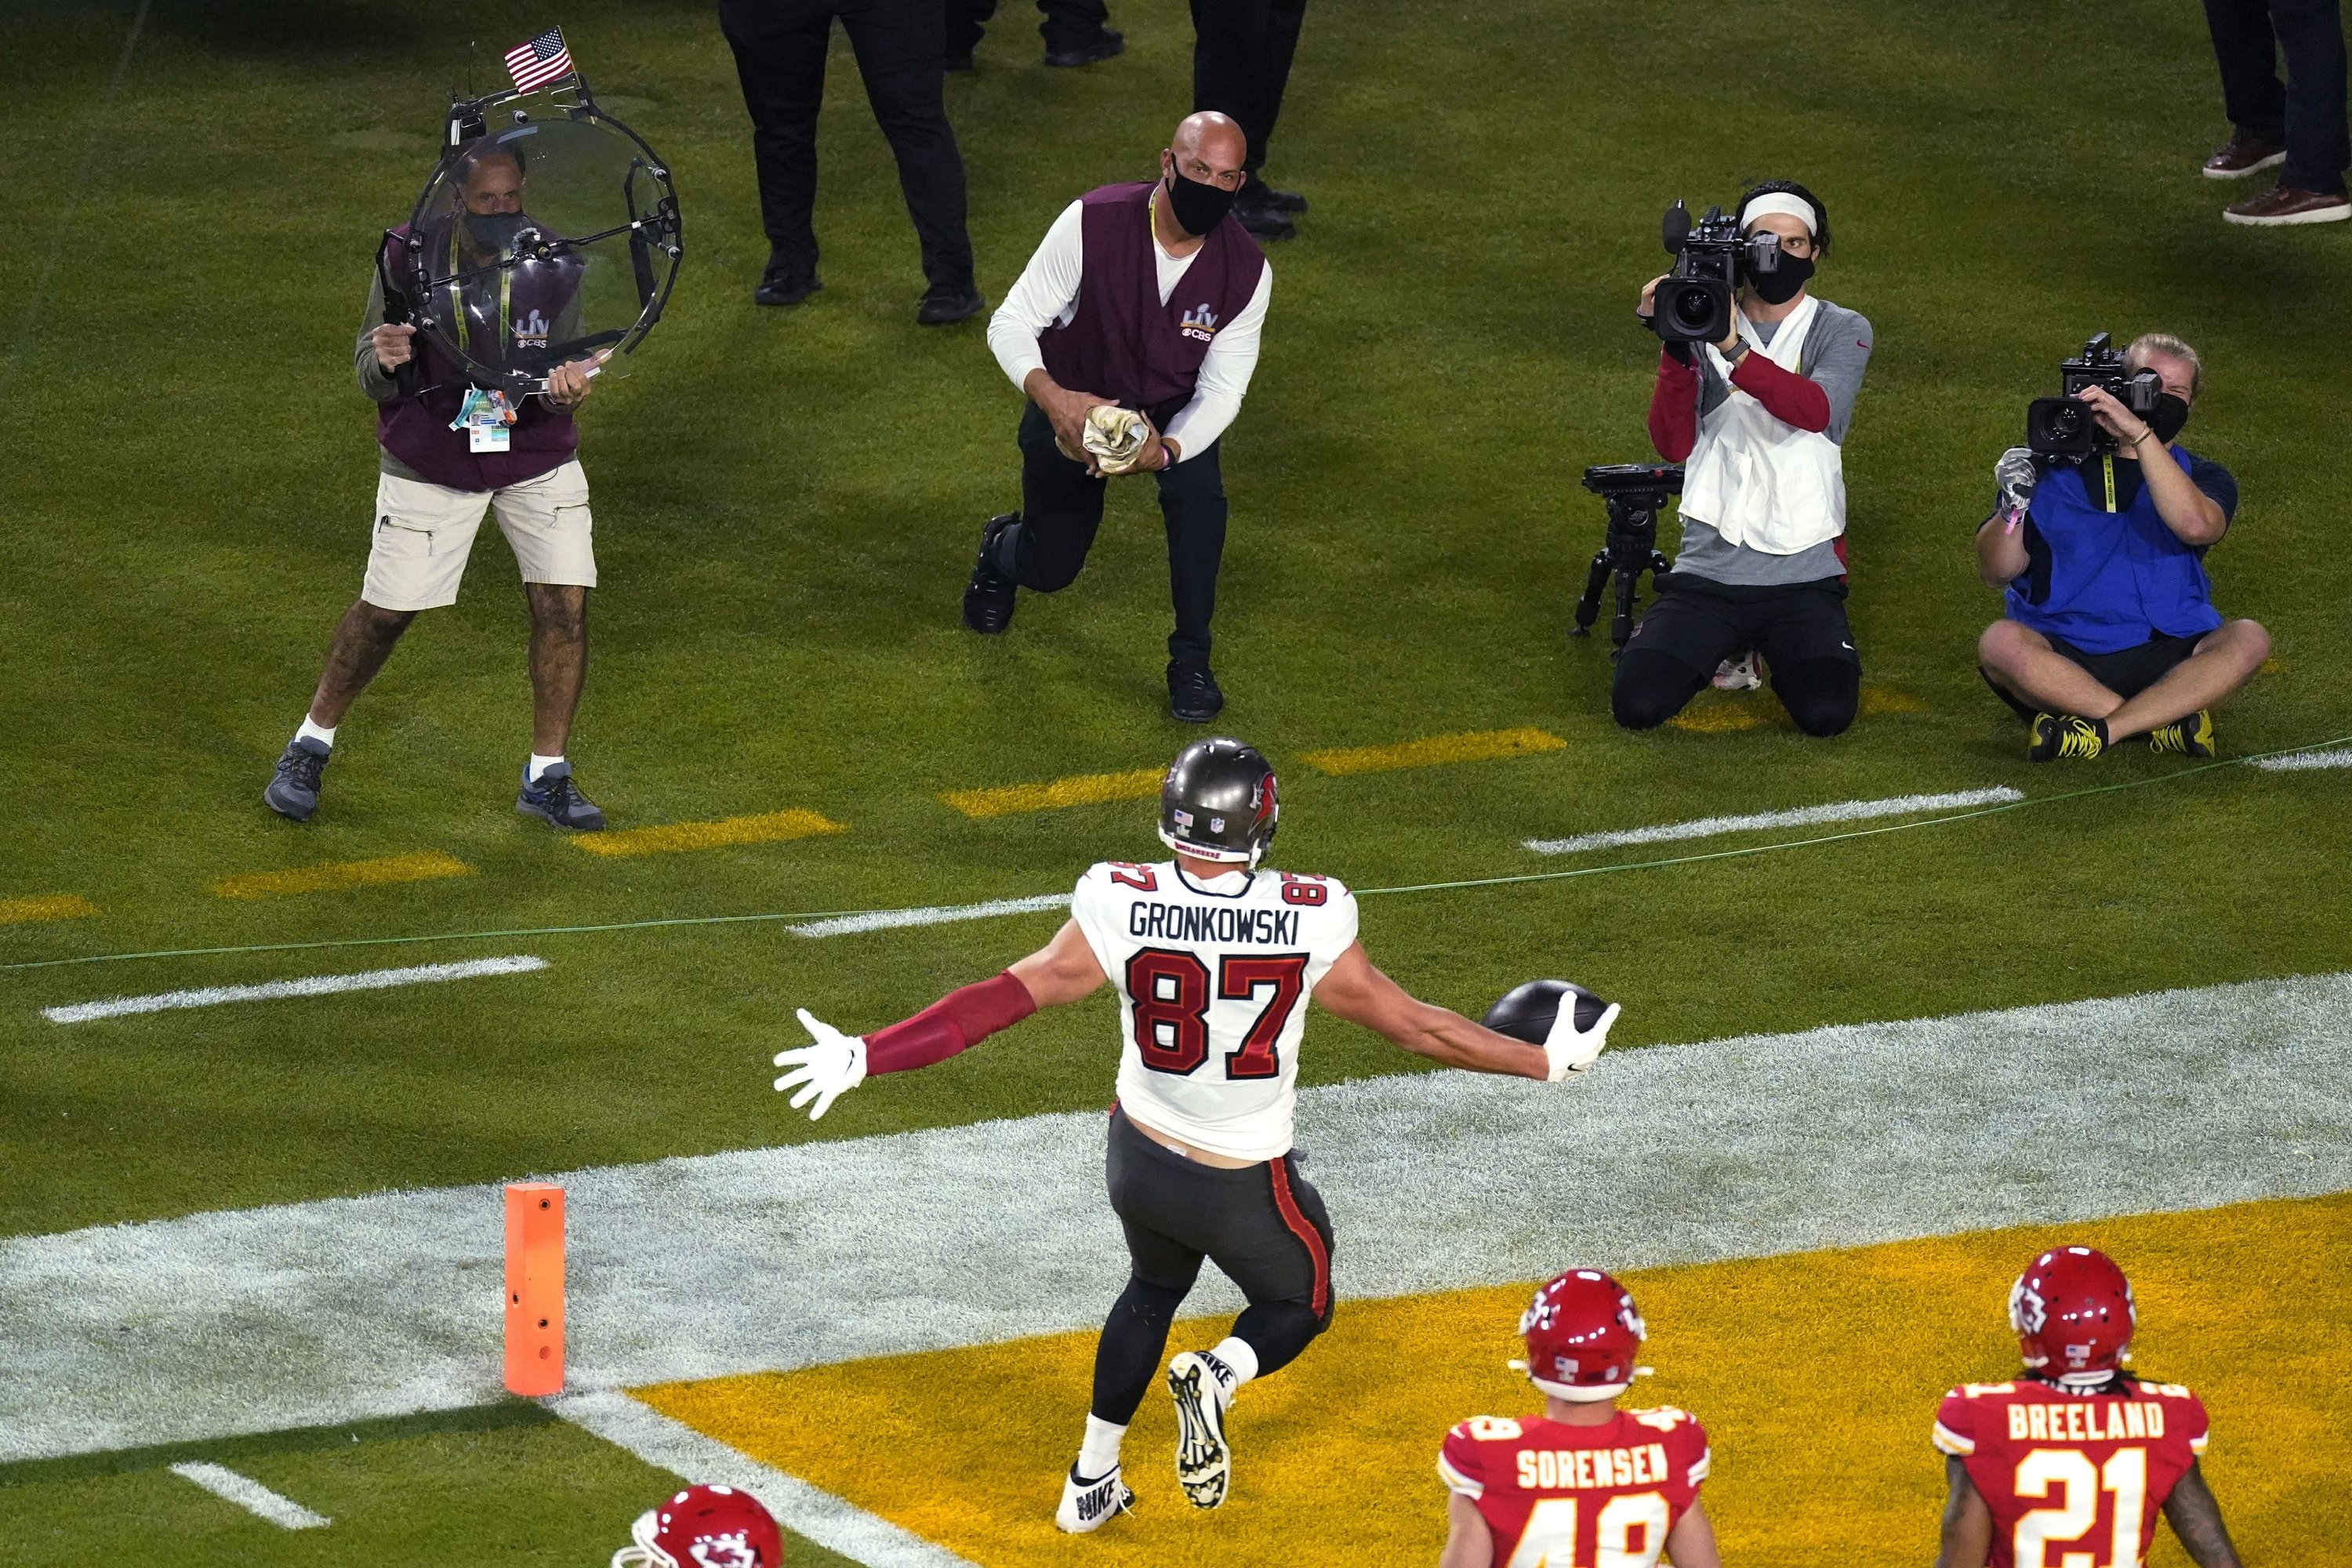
top-left (2204, 0), bottom-right (2350, 194)
top-left (1091, 1109), bottom-right (1334, 1425)
top-left (1190, 0), bottom-right (1308, 180)
top-left (945, 0), bottom-right (1112, 55)
top-left (719, 0), bottom-right (978, 289)
top-left (996, 402), bottom-right (1229, 669)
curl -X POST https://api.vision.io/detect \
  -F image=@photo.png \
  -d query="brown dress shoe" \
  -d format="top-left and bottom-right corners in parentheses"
top-left (2202, 129), bottom-right (2286, 179)
top-left (2224, 182), bottom-right (2352, 225)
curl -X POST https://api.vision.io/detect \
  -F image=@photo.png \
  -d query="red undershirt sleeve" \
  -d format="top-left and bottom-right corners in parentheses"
top-left (1648, 349), bottom-right (1700, 462)
top-left (863, 970), bottom-right (1039, 1075)
top-left (1728, 351), bottom-right (1831, 433)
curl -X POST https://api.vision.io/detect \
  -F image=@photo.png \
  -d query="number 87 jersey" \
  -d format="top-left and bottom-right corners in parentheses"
top-left (1069, 859), bottom-right (1360, 1163)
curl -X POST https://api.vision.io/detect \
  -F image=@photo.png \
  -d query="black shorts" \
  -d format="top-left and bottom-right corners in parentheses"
top-left (1104, 1106), bottom-right (1334, 1324)
top-left (1984, 630), bottom-right (2203, 720)
top-left (1622, 574), bottom-right (1860, 674)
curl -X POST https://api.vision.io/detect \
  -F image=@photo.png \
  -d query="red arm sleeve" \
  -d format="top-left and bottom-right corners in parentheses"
top-left (864, 971), bottom-right (1038, 1075)
top-left (1728, 352), bottom-right (1831, 433)
top-left (1647, 350), bottom-right (1700, 461)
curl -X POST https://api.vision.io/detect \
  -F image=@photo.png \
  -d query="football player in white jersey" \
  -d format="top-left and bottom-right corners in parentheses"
top-left (774, 737), bottom-right (1620, 1534)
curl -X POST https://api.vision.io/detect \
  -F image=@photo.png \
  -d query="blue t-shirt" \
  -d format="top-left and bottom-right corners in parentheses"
top-left (2005, 448), bottom-right (2236, 654)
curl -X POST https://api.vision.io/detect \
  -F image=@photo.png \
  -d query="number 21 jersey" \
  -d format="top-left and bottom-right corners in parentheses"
top-left (1069, 860), bottom-right (1359, 1163)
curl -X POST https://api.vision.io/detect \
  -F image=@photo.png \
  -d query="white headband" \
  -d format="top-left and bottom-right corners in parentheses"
top-left (1740, 191), bottom-right (1817, 237)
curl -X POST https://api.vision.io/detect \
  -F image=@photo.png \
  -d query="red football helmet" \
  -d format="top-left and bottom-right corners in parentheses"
top-left (1515, 1268), bottom-right (1646, 1401)
top-left (611, 1484), bottom-right (783, 1568)
top-left (2009, 1246), bottom-right (2136, 1387)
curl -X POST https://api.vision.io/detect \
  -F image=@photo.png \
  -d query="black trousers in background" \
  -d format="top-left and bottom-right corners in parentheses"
top-left (998, 402), bottom-right (1229, 668)
top-left (1190, 0), bottom-right (1308, 179)
top-left (2204, 0), bottom-right (2350, 194)
top-left (719, 0), bottom-right (977, 288)
top-left (945, 0), bottom-right (1111, 55)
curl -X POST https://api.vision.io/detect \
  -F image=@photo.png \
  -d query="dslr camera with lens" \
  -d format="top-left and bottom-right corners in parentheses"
top-left (2024, 332), bottom-right (2161, 460)
top-left (1646, 200), bottom-right (1789, 345)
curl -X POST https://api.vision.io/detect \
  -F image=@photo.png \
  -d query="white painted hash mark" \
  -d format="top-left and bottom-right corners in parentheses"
top-left (787, 893), bottom-right (1069, 939)
top-left (2254, 746), bottom-right (2352, 771)
top-left (554, 1390), bottom-right (976, 1568)
top-left (167, 1461), bottom-right (329, 1528)
top-left (42, 955), bottom-right (549, 1024)
top-left (1523, 786), bottom-right (2026, 855)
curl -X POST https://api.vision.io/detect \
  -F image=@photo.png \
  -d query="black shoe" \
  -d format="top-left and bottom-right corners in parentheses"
top-left (1232, 201), bottom-right (1296, 241)
top-left (1168, 662), bottom-right (1224, 724)
top-left (963, 514), bottom-right (1019, 633)
top-left (1242, 179), bottom-right (1308, 215)
top-left (1044, 27), bottom-right (1123, 67)
top-left (917, 281), bottom-right (985, 325)
top-left (516, 760), bottom-right (607, 831)
top-left (944, 49), bottom-right (975, 71)
top-left (753, 266), bottom-right (821, 308)
top-left (263, 736), bottom-right (331, 822)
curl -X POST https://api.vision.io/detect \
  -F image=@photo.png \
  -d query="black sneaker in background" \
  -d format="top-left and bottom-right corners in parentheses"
top-left (517, 761), bottom-right (607, 831)
top-left (263, 736), bottom-right (331, 822)
top-left (1242, 178), bottom-right (1308, 215)
top-left (917, 281), bottom-right (986, 326)
top-left (1168, 662), bottom-right (1224, 724)
top-left (753, 265), bottom-right (821, 308)
top-left (1232, 186), bottom-right (1297, 241)
top-left (963, 514), bottom-right (1020, 633)
top-left (1044, 27), bottom-right (1123, 67)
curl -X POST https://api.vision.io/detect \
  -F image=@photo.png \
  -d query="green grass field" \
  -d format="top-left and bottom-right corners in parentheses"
top-left (2, 0), bottom-right (2348, 1562)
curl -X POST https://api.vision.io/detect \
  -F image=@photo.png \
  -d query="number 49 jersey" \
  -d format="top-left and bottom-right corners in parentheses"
top-left (1069, 860), bottom-right (1359, 1163)
top-left (1438, 1407), bottom-right (1711, 1568)
top-left (1932, 1378), bottom-right (2209, 1568)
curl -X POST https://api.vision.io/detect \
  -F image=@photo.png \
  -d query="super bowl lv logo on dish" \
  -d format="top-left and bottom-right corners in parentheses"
top-left (1180, 303), bottom-right (1220, 343)
top-left (513, 307), bottom-right (550, 350)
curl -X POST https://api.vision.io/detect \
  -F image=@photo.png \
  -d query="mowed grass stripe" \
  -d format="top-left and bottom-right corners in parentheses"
top-left (573, 809), bottom-right (847, 858)
top-left (940, 768), bottom-right (1162, 820)
top-left (0, 894), bottom-right (100, 924)
top-left (1300, 726), bottom-right (1563, 776)
top-left (635, 1192), bottom-right (2352, 1568)
top-left (210, 852), bottom-right (470, 901)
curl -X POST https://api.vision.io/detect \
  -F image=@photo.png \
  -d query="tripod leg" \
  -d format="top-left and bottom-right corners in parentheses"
top-left (1571, 548), bottom-right (1613, 635)
top-left (1610, 567), bottom-right (1641, 650)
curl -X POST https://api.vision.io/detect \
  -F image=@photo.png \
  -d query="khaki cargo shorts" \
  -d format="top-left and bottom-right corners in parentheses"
top-left (361, 459), bottom-right (595, 612)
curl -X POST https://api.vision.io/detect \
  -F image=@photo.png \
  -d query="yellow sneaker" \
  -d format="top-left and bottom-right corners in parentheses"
top-left (2147, 710), bottom-right (2216, 757)
top-left (2028, 713), bottom-right (2108, 761)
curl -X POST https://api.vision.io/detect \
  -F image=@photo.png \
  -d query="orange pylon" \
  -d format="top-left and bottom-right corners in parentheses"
top-left (503, 1182), bottom-right (564, 1396)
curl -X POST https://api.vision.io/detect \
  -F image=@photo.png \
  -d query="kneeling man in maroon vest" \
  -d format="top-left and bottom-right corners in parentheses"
top-left (967, 111), bottom-right (1272, 722)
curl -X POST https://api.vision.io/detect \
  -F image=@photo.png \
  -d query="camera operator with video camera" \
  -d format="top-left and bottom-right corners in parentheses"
top-left (1620, 180), bottom-right (1873, 737)
top-left (1976, 333), bottom-right (2270, 761)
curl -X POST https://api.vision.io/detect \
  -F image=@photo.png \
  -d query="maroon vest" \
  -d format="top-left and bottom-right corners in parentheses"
top-left (375, 223), bottom-right (579, 492)
top-left (1038, 183), bottom-right (1266, 428)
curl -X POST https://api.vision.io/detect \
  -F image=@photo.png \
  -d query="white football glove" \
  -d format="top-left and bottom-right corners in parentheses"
top-left (1995, 446), bottom-right (2040, 515)
top-left (1542, 997), bottom-right (1621, 1081)
top-left (773, 1007), bottom-right (869, 1120)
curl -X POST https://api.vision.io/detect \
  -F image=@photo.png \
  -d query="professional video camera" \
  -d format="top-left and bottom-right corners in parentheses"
top-left (1571, 464), bottom-right (1681, 651)
top-left (2025, 333), bottom-right (2161, 460)
top-left (1646, 200), bottom-right (1788, 345)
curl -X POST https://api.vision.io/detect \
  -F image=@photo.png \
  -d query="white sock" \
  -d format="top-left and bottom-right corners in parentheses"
top-left (296, 717), bottom-right (336, 748)
top-left (1076, 1414), bottom-right (1126, 1478)
top-left (1211, 1335), bottom-right (1260, 1392)
top-left (528, 753), bottom-right (564, 782)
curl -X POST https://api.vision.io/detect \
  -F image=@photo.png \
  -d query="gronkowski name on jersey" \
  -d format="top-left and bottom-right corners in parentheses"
top-left (1438, 1408), bottom-right (1710, 1568)
top-left (1069, 859), bottom-right (1359, 1162)
top-left (1932, 1377), bottom-right (2209, 1568)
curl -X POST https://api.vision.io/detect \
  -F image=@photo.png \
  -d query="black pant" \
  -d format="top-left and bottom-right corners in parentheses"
top-left (998, 402), bottom-right (1229, 668)
top-left (945, 0), bottom-right (1111, 54)
top-left (719, 0), bottom-right (977, 288)
top-left (1191, 0), bottom-right (1308, 179)
top-left (1091, 1109), bottom-right (1334, 1425)
top-left (2205, 0), bottom-right (2350, 193)
top-left (1611, 576), bottom-right (1860, 737)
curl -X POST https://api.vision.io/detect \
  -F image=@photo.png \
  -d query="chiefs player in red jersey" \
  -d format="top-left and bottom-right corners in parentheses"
top-left (1932, 1245), bottom-right (2242, 1568)
top-left (1436, 1269), bottom-right (1721, 1568)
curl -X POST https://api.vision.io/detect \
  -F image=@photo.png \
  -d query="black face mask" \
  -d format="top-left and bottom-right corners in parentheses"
top-left (1747, 252), bottom-right (1814, 306)
top-left (2147, 394), bottom-right (2190, 444)
top-left (1162, 164), bottom-right (1237, 237)
top-left (464, 210), bottom-right (525, 252)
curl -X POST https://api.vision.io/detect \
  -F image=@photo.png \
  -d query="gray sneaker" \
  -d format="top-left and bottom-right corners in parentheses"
top-left (263, 736), bottom-right (331, 822)
top-left (516, 760), bottom-right (606, 831)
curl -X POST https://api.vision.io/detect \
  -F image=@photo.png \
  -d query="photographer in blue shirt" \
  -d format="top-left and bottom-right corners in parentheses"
top-left (1975, 334), bottom-right (2270, 761)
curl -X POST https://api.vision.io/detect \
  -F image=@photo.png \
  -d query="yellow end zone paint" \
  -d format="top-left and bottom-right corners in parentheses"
top-left (941, 769), bottom-right (1163, 821)
top-left (634, 1193), bottom-right (2350, 1567)
top-left (1667, 703), bottom-right (1766, 733)
top-left (1301, 727), bottom-right (1565, 777)
top-left (574, 809), bottom-right (848, 858)
top-left (0, 894), bottom-right (101, 924)
top-left (209, 852), bottom-right (472, 901)
top-left (1861, 684), bottom-right (1929, 713)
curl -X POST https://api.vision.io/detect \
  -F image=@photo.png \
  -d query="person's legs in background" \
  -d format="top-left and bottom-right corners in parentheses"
top-left (840, 0), bottom-right (984, 320)
top-left (2220, 0), bottom-right (2352, 221)
top-left (719, 0), bottom-right (837, 304)
top-left (1040, 0), bottom-right (1121, 66)
top-left (943, 0), bottom-right (993, 68)
top-left (1190, 0), bottom-right (1308, 238)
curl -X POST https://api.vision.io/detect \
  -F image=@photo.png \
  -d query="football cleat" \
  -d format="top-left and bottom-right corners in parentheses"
top-left (612, 1483), bottom-right (782, 1567)
top-left (2027, 712), bottom-right (2107, 762)
top-left (1711, 649), bottom-right (1764, 691)
top-left (1516, 1269), bottom-right (1647, 1401)
top-left (2147, 710), bottom-right (2216, 757)
top-left (2011, 1246), bottom-right (2136, 1390)
top-left (1054, 1462), bottom-right (1136, 1534)
top-left (1167, 1349), bottom-right (1240, 1508)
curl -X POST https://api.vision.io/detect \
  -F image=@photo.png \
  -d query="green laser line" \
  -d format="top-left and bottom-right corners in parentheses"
top-left (5, 735), bottom-right (2345, 977)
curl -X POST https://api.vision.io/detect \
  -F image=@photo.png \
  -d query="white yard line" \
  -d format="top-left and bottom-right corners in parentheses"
top-left (787, 893), bottom-right (1069, 939)
top-left (554, 1390), bottom-right (977, 1568)
top-left (1524, 787), bottom-right (2025, 855)
top-left (166, 1461), bottom-right (329, 1528)
top-left (5, 971), bottom-right (2350, 1463)
top-left (2254, 746), bottom-right (2352, 772)
top-left (41, 955), bottom-right (548, 1024)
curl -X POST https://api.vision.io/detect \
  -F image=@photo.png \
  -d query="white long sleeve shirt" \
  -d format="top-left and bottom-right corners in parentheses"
top-left (987, 198), bottom-right (1273, 462)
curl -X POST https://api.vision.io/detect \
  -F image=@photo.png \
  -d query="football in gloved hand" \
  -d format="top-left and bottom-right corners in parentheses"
top-left (1056, 404), bottom-right (1152, 473)
top-left (1480, 979), bottom-right (1612, 1044)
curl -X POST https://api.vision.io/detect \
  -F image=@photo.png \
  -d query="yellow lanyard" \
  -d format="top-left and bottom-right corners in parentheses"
top-left (2100, 455), bottom-right (2116, 513)
top-left (446, 225), bottom-right (511, 360)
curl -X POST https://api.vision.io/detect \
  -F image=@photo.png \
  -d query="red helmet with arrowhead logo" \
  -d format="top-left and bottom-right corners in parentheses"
top-left (2009, 1246), bottom-right (2136, 1388)
top-left (1516, 1269), bottom-right (1647, 1402)
top-left (611, 1484), bottom-right (783, 1568)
